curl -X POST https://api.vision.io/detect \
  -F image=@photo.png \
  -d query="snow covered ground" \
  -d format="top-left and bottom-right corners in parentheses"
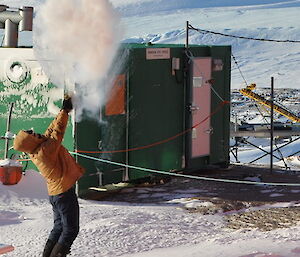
top-left (1, 0), bottom-right (300, 256)
top-left (1, 165), bottom-right (300, 257)
top-left (1, 170), bottom-right (300, 257)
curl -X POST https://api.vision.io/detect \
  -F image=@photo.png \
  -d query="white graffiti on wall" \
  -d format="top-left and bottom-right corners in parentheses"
top-left (0, 48), bottom-right (63, 118)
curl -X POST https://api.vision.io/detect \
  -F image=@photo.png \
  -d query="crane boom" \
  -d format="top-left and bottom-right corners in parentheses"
top-left (239, 84), bottom-right (300, 123)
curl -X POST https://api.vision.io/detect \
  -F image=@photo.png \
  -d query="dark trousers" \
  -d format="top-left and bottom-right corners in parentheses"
top-left (48, 187), bottom-right (79, 249)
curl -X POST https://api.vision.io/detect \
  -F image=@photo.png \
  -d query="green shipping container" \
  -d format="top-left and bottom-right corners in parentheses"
top-left (75, 43), bottom-right (231, 196)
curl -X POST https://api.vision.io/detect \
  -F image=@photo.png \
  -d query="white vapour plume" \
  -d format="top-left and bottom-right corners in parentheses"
top-left (33, 0), bottom-right (123, 120)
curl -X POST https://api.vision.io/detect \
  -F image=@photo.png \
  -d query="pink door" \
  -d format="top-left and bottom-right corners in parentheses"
top-left (191, 57), bottom-right (212, 158)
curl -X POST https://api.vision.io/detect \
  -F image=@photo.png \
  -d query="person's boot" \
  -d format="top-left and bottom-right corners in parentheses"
top-left (42, 239), bottom-right (56, 257)
top-left (49, 243), bottom-right (70, 257)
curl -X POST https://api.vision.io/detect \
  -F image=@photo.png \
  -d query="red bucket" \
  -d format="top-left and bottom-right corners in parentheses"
top-left (0, 166), bottom-right (22, 185)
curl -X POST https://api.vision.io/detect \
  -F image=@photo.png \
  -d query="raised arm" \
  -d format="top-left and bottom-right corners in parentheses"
top-left (44, 110), bottom-right (69, 143)
top-left (44, 95), bottom-right (73, 143)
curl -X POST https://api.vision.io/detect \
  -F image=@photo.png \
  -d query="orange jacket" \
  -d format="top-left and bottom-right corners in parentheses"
top-left (13, 110), bottom-right (85, 195)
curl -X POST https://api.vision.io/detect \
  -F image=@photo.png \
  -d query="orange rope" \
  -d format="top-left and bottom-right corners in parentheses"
top-left (76, 101), bottom-right (229, 154)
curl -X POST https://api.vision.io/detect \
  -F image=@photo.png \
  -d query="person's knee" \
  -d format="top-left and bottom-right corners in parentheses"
top-left (62, 225), bottom-right (79, 241)
top-left (71, 226), bottom-right (79, 238)
top-left (48, 227), bottom-right (63, 242)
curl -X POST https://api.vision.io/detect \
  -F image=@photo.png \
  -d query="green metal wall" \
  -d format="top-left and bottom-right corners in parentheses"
top-left (210, 46), bottom-right (231, 166)
top-left (75, 113), bottom-right (126, 192)
top-left (76, 45), bottom-right (186, 194)
top-left (127, 46), bottom-right (184, 180)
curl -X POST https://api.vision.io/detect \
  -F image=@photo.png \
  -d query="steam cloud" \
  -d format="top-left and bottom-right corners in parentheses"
top-left (33, 0), bottom-right (123, 120)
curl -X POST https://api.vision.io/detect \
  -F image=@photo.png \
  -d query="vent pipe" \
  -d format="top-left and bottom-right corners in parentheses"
top-left (0, 5), bottom-right (33, 48)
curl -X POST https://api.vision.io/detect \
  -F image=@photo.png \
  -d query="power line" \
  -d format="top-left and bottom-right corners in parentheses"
top-left (231, 53), bottom-right (248, 87)
top-left (72, 152), bottom-right (300, 187)
top-left (189, 25), bottom-right (300, 43)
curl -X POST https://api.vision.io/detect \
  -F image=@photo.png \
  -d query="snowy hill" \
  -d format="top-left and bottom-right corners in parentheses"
top-left (113, 0), bottom-right (300, 16)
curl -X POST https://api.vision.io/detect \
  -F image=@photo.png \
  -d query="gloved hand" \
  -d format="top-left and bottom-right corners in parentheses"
top-left (62, 94), bottom-right (73, 112)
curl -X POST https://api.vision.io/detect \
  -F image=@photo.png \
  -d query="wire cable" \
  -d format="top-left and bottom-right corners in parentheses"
top-left (189, 25), bottom-right (300, 43)
top-left (231, 53), bottom-right (248, 87)
top-left (72, 152), bottom-right (300, 187)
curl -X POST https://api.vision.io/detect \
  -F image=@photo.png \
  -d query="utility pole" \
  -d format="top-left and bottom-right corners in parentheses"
top-left (185, 21), bottom-right (189, 49)
top-left (270, 77), bottom-right (274, 173)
